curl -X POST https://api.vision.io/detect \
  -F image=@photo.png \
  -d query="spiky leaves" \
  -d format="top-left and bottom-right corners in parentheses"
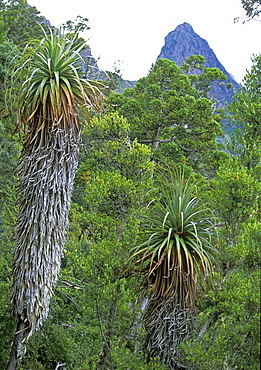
top-left (10, 28), bottom-right (104, 348)
top-left (130, 168), bottom-right (217, 366)
top-left (17, 27), bottom-right (103, 148)
top-left (132, 168), bottom-right (217, 304)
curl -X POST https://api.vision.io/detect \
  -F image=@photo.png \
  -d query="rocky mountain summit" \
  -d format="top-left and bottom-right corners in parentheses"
top-left (157, 22), bottom-right (240, 106)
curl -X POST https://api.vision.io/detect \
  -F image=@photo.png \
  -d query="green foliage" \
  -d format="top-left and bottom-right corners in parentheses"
top-left (178, 220), bottom-right (260, 369)
top-left (76, 112), bottom-right (154, 202)
top-left (63, 15), bottom-right (90, 34)
top-left (175, 56), bottom-right (261, 369)
top-left (181, 55), bottom-right (229, 98)
top-left (232, 221), bottom-right (261, 268)
top-left (242, 54), bottom-right (261, 94)
top-left (111, 346), bottom-right (165, 369)
top-left (0, 40), bottom-right (20, 125)
top-left (0, 246), bottom-right (15, 368)
top-left (0, 117), bottom-right (19, 370)
top-left (67, 113), bottom-right (154, 368)
top-left (228, 55), bottom-right (261, 171)
top-left (108, 58), bottom-right (223, 171)
top-left (209, 160), bottom-right (260, 228)
top-left (0, 0), bottom-right (48, 47)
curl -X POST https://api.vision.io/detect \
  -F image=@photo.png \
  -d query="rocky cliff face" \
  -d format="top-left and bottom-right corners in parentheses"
top-left (80, 47), bottom-right (136, 92)
top-left (81, 46), bottom-right (104, 79)
top-left (157, 22), bottom-right (240, 107)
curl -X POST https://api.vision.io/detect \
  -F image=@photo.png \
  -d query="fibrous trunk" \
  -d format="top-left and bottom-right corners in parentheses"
top-left (144, 297), bottom-right (197, 369)
top-left (10, 123), bottom-right (80, 348)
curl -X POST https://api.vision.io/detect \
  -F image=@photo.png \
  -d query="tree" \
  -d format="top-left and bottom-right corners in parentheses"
top-left (181, 54), bottom-right (231, 101)
top-left (227, 54), bottom-right (261, 172)
top-left (209, 160), bottom-right (260, 233)
top-left (0, 0), bottom-right (48, 47)
top-left (241, 0), bottom-right (261, 20)
top-left (234, 0), bottom-right (261, 22)
top-left (108, 58), bottom-right (223, 169)
top-left (0, 40), bottom-right (20, 120)
top-left (7, 27), bottom-right (104, 369)
top-left (63, 15), bottom-right (90, 34)
top-left (130, 167), bottom-right (217, 368)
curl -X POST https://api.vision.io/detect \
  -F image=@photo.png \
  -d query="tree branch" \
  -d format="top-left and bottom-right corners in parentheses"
top-left (196, 311), bottom-right (219, 342)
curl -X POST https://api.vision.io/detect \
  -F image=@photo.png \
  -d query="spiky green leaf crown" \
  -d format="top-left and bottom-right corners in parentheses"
top-left (131, 167), bottom-right (218, 303)
top-left (16, 27), bottom-right (104, 146)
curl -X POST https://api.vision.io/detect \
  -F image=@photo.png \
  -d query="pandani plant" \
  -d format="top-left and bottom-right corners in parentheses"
top-left (130, 167), bottom-right (218, 369)
top-left (7, 27), bottom-right (104, 369)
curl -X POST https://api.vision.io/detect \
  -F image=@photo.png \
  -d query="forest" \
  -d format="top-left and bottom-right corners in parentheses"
top-left (0, 0), bottom-right (260, 369)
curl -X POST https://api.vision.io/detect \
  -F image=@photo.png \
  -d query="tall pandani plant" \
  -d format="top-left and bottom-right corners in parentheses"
top-left (7, 28), bottom-right (104, 369)
top-left (130, 167), bottom-right (218, 369)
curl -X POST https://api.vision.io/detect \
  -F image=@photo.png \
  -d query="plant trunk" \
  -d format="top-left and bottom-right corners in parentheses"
top-left (144, 298), bottom-right (197, 369)
top-left (6, 318), bottom-right (26, 370)
top-left (196, 311), bottom-right (219, 342)
top-left (9, 124), bottom-right (80, 353)
top-left (151, 126), bottom-right (161, 151)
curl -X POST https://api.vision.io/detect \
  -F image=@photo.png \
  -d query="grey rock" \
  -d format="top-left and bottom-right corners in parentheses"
top-left (157, 22), bottom-right (240, 107)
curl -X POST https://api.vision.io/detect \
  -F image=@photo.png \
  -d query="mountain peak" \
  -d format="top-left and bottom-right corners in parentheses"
top-left (158, 23), bottom-right (212, 67)
top-left (177, 22), bottom-right (194, 30)
top-left (157, 23), bottom-right (239, 106)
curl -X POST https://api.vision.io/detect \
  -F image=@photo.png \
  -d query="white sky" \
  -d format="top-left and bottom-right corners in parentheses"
top-left (29, 0), bottom-right (261, 83)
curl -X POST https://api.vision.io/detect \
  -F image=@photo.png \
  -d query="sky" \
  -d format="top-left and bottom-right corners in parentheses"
top-left (29, 0), bottom-right (261, 83)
